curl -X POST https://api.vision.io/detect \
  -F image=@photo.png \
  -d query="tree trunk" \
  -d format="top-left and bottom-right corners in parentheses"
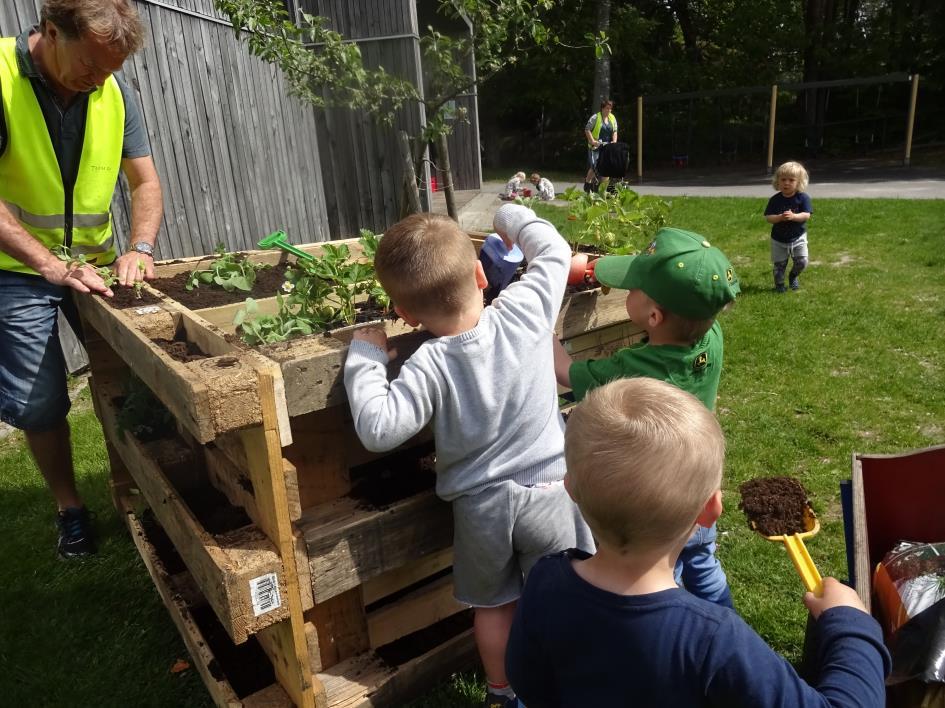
top-left (398, 130), bottom-right (422, 217)
top-left (591, 0), bottom-right (612, 110)
top-left (435, 132), bottom-right (458, 221)
top-left (670, 0), bottom-right (702, 67)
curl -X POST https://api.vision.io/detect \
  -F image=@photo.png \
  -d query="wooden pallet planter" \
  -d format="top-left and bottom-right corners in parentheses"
top-left (79, 233), bottom-right (644, 707)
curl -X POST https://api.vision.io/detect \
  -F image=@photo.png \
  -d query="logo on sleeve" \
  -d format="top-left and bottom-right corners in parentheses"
top-left (693, 351), bottom-right (708, 372)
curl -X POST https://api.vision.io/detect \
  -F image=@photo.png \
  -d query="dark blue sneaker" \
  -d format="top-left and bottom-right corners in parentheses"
top-left (774, 284), bottom-right (787, 293)
top-left (57, 507), bottom-right (97, 558)
top-left (789, 276), bottom-right (800, 290)
top-left (484, 691), bottom-right (520, 708)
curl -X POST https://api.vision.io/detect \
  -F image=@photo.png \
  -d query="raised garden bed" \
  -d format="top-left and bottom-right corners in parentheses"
top-left (78, 232), bottom-right (644, 707)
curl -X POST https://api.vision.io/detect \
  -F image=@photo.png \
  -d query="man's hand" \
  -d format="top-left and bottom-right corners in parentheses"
top-left (803, 577), bottom-right (869, 620)
top-left (114, 251), bottom-right (154, 286)
top-left (39, 258), bottom-right (113, 296)
top-left (353, 327), bottom-right (397, 361)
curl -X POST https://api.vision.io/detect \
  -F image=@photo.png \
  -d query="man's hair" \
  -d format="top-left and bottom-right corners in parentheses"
top-left (374, 213), bottom-right (478, 318)
top-left (530, 173), bottom-right (541, 182)
top-left (772, 161), bottom-right (809, 191)
top-left (41, 0), bottom-right (144, 55)
top-left (600, 99), bottom-right (614, 110)
top-left (565, 378), bottom-right (725, 554)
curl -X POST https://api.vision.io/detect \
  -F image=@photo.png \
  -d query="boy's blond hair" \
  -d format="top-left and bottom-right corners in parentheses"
top-left (513, 171), bottom-right (526, 182)
top-left (374, 213), bottom-right (478, 318)
top-left (772, 161), bottom-right (809, 191)
top-left (565, 378), bottom-right (725, 553)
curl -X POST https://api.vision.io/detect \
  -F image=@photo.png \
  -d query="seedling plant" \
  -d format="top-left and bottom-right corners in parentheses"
top-left (560, 183), bottom-right (671, 255)
top-left (52, 245), bottom-right (118, 289)
top-left (234, 231), bottom-right (390, 346)
top-left (186, 244), bottom-right (270, 292)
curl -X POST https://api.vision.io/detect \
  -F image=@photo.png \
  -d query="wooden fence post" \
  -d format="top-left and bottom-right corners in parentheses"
top-left (766, 85), bottom-right (778, 175)
top-left (904, 74), bottom-right (920, 167)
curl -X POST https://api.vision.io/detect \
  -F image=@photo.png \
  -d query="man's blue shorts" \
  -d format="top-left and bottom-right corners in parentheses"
top-left (0, 270), bottom-right (73, 431)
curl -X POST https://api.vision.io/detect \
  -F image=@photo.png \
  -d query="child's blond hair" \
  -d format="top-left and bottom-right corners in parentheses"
top-left (772, 161), bottom-right (809, 191)
top-left (374, 213), bottom-right (478, 318)
top-left (513, 171), bottom-right (526, 182)
top-left (565, 378), bottom-right (725, 553)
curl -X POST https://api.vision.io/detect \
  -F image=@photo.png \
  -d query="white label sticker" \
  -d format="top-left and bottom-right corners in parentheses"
top-left (134, 305), bottom-right (162, 315)
top-left (250, 573), bottom-right (282, 616)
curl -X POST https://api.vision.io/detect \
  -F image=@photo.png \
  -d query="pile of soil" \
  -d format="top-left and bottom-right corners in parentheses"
top-left (190, 605), bottom-right (275, 697)
top-left (141, 509), bottom-right (187, 576)
top-left (153, 335), bottom-right (209, 363)
top-left (148, 262), bottom-right (290, 309)
top-left (178, 483), bottom-right (252, 535)
top-left (348, 447), bottom-right (437, 511)
top-left (104, 285), bottom-right (163, 309)
top-left (739, 476), bottom-right (811, 536)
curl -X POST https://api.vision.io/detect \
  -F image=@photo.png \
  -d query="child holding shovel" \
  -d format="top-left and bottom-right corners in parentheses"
top-left (506, 377), bottom-right (891, 707)
top-left (343, 205), bottom-right (593, 708)
top-left (553, 227), bottom-right (739, 608)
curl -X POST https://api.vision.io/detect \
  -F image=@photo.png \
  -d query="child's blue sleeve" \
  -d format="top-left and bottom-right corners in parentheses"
top-left (764, 194), bottom-right (781, 215)
top-left (800, 192), bottom-right (813, 213)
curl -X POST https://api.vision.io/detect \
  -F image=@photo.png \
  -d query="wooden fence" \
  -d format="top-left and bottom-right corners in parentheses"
top-left (1, 0), bottom-right (483, 258)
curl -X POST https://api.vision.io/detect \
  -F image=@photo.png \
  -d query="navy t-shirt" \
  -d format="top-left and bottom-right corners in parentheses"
top-left (765, 191), bottom-right (813, 243)
top-left (506, 549), bottom-right (890, 708)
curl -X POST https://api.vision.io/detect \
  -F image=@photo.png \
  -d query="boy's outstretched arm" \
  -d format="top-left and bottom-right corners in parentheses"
top-left (553, 336), bottom-right (572, 388)
top-left (344, 328), bottom-right (434, 453)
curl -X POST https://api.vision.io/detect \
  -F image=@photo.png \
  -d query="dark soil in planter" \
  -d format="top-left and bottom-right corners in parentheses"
top-left (739, 476), bottom-right (811, 536)
top-left (177, 483), bottom-right (252, 535)
top-left (348, 444), bottom-right (437, 511)
top-left (148, 262), bottom-right (291, 310)
top-left (375, 608), bottom-right (473, 668)
top-left (112, 395), bottom-right (174, 443)
top-left (104, 285), bottom-right (163, 309)
top-left (190, 605), bottom-right (275, 697)
top-left (153, 333), bottom-right (209, 362)
top-left (141, 508), bottom-right (187, 576)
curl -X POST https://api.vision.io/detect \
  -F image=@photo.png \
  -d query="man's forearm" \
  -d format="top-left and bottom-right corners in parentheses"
top-left (0, 202), bottom-right (57, 274)
top-left (128, 178), bottom-right (163, 247)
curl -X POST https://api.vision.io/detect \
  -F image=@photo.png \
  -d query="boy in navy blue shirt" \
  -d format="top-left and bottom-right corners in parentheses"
top-left (506, 377), bottom-right (890, 707)
top-left (765, 161), bottom-right (812, 292)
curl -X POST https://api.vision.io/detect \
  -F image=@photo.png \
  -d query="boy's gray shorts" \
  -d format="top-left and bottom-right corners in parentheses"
top-left (452, 479), bottom-right (594, 607)
top-left (770, 233), bottom-right (808, 262)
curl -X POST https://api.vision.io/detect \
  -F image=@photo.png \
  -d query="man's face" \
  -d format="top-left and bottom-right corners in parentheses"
top-left (48, 25), bottom-right (128, 93)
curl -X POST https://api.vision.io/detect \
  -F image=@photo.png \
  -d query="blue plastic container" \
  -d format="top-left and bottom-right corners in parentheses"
top-left (479, 233), bottom-right (524, 303)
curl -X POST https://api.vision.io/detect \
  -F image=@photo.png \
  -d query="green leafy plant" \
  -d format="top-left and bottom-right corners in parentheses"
top-left (51, 245), bottom-right (118, 288)
top-left (186, 244), bottom-right (270, 292)
top-left (234, 231), bottom-right (390, 345)
top-left (560, 184), bottom-right (671, 255)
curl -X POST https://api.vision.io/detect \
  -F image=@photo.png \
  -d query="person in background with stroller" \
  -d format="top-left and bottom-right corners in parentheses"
top-left (584, 99), bottom-right (618, 193)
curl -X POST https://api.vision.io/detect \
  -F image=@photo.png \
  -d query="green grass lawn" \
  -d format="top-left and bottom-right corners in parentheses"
top-left (1, 196), bottom-right (943, 705)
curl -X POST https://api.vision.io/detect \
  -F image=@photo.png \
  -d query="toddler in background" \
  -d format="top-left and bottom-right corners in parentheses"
top-left (764, 161), bottom-right (812, 292)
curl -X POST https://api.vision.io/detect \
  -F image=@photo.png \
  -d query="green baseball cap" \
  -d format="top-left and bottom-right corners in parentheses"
top-left (594, 228), bottom-right (740, 319)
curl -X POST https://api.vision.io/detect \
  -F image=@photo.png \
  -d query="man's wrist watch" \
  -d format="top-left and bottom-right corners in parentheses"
top-left (131, 242), bottom-right (154, 257)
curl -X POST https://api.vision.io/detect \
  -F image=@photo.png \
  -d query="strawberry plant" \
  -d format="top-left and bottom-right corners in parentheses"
top-left (234, 231), bottom-right (390, 345)
top-left (52, 245), bottom-right (118, 288)
top-left (560, 184), bottom-right (671, 255)
top-left (186, 244), bottom-right (270, 292)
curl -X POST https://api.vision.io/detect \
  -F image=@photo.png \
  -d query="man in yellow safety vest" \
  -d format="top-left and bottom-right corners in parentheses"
top-left (583, 99), bottom-right (618, 193)
top-left (0, 0), bottom-right (163, 558)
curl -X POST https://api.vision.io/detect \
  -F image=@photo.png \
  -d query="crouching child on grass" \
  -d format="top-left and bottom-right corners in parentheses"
top-left (343, 205), bottom-right (593, 708)
top-left (506, 377), bottom-right (891, 707)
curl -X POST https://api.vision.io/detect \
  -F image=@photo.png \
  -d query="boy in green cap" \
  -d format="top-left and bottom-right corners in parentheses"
top-left (553, 227), bottom-right (740, 607)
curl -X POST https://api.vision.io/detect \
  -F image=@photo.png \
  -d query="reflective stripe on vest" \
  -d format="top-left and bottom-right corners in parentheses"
top-left (0, 36), bottom-right (123, 274)
top-left (589, 111), bottom-right (617, 147)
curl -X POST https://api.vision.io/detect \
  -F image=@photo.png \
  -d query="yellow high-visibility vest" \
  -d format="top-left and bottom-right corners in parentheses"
top-left (0, 36), bottom-right (123, 274)
top-left (588, 111), bottom-right (618, 147)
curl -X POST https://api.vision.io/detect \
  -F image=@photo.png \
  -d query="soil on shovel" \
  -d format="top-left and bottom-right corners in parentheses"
top-left (148, 262), bottom-right (291, 309)
top-left (739, 476), bottom-right (811, 536)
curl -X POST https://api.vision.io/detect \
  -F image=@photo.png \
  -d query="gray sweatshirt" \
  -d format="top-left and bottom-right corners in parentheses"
top-left (344, 205), bottom-right (569, 501)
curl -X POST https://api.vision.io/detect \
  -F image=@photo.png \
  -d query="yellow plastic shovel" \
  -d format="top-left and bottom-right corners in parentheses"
top-left (757, 505), bottom-right (824, 597)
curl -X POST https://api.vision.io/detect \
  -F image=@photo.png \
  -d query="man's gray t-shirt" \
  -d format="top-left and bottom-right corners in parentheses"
top-left (0, 28), bottom-right (150, 183)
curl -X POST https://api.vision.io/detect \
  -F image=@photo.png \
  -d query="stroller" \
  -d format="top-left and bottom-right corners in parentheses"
top-left (592, 141), bottom-right (631, 192)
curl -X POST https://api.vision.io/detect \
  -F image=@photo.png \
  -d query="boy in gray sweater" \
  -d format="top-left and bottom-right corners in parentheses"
top-left (344, 205), bottom-right (593, 708)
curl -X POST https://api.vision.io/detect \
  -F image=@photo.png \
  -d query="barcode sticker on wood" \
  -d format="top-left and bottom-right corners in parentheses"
top-left (250, 573), bottom-right (282, 616)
